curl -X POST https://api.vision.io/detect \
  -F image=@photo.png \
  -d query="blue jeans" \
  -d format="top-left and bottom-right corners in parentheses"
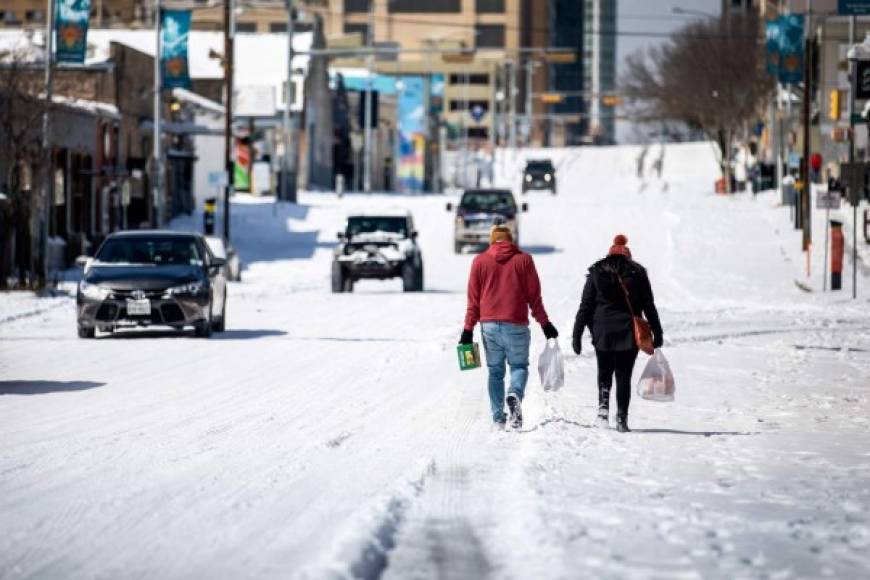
top-left (480, 321), bottom-right (531, 422)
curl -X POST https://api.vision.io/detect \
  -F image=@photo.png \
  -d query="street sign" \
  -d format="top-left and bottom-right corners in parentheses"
top-left (121, 181), bottom-right (131, 207)
top-left (840, 161), bottom-right (867, 206)
top-left (469, 104), bottom-right (486, 123)
top-left (815, 186), bottom-right (842, 210)
top-left (839, 0), bottom-right (870, 15)
top-left (208, 171), bottom-right (228, 188)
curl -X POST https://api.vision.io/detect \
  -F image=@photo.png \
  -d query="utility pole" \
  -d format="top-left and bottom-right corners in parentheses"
top-left (362, 0), bottom-right (375, 192)
top-left (524, 58), bottom-right (534, 146)
top-left (508, 59), bottom-right (516, 149)
top-left (223, 0), bottom-right (235, 240)
top-left (41, 0), bottom-right (55, 284)
top-left (153, 0), bottom-right (162, 228)
top-left (281, 0), bottom-right (296, 203)
top-left (799, 7), bottom-right (812, 255)
top-left (849, 15), bottom-right (857, 299)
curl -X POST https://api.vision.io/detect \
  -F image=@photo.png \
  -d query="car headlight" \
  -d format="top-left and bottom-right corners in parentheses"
top-left (79, 280), bottom-right (111, 300)
top-left (525, 174), bottom-right (532, 182)
top-left (544, 173), bottom-right (552, 182)
top-left (165, 281), bottom-right (206, 296)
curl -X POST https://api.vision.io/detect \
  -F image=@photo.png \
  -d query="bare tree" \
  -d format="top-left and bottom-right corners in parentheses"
top-left (0, 45), bottom-right (47, 289)
top-left (621, 14), bottom-right (772, 190)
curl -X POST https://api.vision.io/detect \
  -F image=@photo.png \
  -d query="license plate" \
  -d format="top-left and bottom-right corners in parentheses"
top-left (126, 298), bottom-right (151, 316)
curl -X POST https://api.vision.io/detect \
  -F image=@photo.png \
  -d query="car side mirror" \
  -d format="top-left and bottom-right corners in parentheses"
top-left (208, 257), bottom-right (226, 274)
top-left (410, 231), bottom-right (418, 241)
top-left (337, 231), bottom-right (345, 240)
top-left (75, 255), bottom-right (92, 269)
top-left (446, 202), bottom-right (453, 212)
top-left (521, 203), bottom-right (529, 212)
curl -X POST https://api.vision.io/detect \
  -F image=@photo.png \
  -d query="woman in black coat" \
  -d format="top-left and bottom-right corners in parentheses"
top-left (572, 235), bottom-right (663, 432)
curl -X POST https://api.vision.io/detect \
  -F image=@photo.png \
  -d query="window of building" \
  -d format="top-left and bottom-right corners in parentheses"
top-left (475, 24), bottom-right (504, 48)
top-left (270, 22), bottom-right (286, 33)
top-left (25, 10), bottom-right (45, 22)
top-left (449, 73), bottom-right (489, 85)
top-left (344, 22), bottom-right (369, 45)
top-left (476, 0), bottom-right (504, 12)
top-left (345, 0), bottom-right (371, 13)
top-left (449, 100), bottom-right (489, 112)
top-left (468, 127), bottom-right (488, 139)
top-left (236, 22), bottom-right (257, 33)
top-left (390, 0), bottom-right (460, 13)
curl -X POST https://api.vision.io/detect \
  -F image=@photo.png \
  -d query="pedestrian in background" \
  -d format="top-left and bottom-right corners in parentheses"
top-left (460, 225), bottom-right (558, 429)
top-left (571, 235), bottom-right (663, 432)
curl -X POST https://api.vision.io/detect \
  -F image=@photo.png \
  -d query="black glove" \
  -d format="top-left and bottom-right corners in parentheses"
top-left (653, 333), bottom-right (664, 349)
top-left (572, 336), bottom-right (582, 355)
top-left (459, 329), bottom-right (473, 345)
top-left (542, 322), bottom-right (559, 340)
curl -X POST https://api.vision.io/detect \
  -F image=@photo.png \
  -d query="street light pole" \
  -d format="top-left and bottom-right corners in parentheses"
top-left (281, 0), bottom-right (295, 203)
top-left (153, 0), bottom-right (162, 228)
top-left (41, 0), bottom-right (55, 284)
top-left (223, 0), bottom-right (235, 240)
top-left (362, 0), bottom-right (375, 192)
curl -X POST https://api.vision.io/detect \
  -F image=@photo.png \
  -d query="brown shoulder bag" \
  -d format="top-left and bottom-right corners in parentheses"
top-left (615, 274), bottom-right (655, 355)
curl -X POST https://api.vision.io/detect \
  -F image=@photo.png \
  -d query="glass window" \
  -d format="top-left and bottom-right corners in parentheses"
top-left (96, 237), bottom-right (203, 266)
top-left (270, 22), bottom-right (287, 33)
top-left (346, 216), bottom-right (409, 237)
top-left (449, 73), bottom-right (489, 85)
top-left (236, 22), bottom-right (256, 33)
top-left (345, 0), bottom-right (371, 13)
top-left (476, 0), bottom-right (504, 13)
top-left (459, 190), bottom-right (516, 212)
top-left (344, 22), bottom-right (369, 45)
top-left (475, 24), bottom-right (505, 48)
top-left (390, 0), bottom-right (460, 12)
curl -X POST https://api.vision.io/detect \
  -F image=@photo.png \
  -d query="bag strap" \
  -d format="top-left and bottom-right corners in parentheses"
top-left (614, 273), bottom-right (638, 319)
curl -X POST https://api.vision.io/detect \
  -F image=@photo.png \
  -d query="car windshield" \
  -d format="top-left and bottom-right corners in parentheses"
top-left (95, 237), bottom-right (203, 266)
top-left (525, 161), bottom-right (554, 173)
top-left (459, 191), bottom-right (516, 213)
top-left (347, 217), bottom-right (408, 237)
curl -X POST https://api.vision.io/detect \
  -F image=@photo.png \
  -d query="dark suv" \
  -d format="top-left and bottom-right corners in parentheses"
top-left (448, 189), bottom-right (527, 253)
top-left (76, 231), bottom-right (227, 338)
top-left (522, 159), bottom-right (557, 194)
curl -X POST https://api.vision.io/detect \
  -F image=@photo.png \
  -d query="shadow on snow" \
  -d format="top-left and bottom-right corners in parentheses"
top-left (0, 380), bottom-right (105, 395)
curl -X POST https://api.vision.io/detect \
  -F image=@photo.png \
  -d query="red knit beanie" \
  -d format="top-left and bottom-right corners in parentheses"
top-left (608, 234), bottom-right (632, 259)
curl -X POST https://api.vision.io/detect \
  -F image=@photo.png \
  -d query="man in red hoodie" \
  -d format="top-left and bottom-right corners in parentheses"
top-left (460, 225), bottom-right (558, 429)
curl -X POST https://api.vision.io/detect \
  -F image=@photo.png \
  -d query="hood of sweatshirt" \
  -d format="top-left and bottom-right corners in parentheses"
top-left (487, 241), bottom-right (521, 264)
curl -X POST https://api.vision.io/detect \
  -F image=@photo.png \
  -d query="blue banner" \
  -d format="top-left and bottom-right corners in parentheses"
top-left (764, 19), bottom-right (781, 77)
top-left (778, 14), bottom-right (804, 85)
top-left (55, 0), bottom-right (91, 64)
top-left (161, 10), bottom-right (191, 89)
top-left (839, 0), bottom-right (870, 15)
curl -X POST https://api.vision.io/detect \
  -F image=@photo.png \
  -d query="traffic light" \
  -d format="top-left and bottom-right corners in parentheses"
top-left (601, 95), bottom-right (622, 107)
top-left (829, 89), bottom-right (841, 121)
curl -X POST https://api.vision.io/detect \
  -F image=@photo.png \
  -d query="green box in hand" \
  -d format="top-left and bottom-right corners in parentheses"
top-left (457, 342), bottom-right (481, 371)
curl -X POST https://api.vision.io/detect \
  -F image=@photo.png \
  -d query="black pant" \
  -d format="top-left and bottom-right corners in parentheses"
top-left (595, 348), bottom-right (639, 417)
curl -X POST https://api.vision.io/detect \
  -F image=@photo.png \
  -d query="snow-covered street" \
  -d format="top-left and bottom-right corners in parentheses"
top-left (2, 143), bottom-right (869, 579)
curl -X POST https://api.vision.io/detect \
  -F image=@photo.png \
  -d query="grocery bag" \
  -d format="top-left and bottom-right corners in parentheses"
top-left (537, 339), bottom-right (565, 391)
top-left (636, 349), bottom-right (675, 402)
top-left (457, 342), bottom-right (481, 371)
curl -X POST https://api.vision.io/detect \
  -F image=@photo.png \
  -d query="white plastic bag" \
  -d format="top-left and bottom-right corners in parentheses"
top-left (538, 339), bottom-right (565, 391)
top-left (636, 349), bottom-right (675, 402)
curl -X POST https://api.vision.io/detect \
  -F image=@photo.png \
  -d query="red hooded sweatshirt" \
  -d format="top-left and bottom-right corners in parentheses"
top-left (464, 242), bottom-right (550, 330)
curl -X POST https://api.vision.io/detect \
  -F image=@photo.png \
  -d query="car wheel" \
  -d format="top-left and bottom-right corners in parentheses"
top-left (212, 296), bottom-right (226, 332)
top-left (415, 263), bottom-right (424, 292)
top-left (331, 261), bottom-right (345, 293)
top-left (402, 262), bottom-right (419, 292)
top-left (77, 325), bottom-right (95, 339)
top-left (195, 305), bottom-right (213, 338)
top-left (342, 277), bottom-right (354, 293)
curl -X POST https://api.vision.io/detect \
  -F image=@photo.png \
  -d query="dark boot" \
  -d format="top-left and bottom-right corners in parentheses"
top-left (616, 413), bottom-right (630, 433)
top-left (595, 386), bottom-right (610, 427)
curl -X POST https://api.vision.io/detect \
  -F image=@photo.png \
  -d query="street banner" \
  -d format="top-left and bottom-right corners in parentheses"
top-left (234, 138), bottom-right (251, 192)
top-left (396, 76), bottom-right (426, 193)
top-left (161, 9), bottom-right (191, 89)
top-left (765, 19), bottom-right (781, 76)
top-left (778, 14), bottom-right (804, 85)
top-left (839, 0), bottom-right (870, 15)
top-left (55, 0), bottom-right (91, 64)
